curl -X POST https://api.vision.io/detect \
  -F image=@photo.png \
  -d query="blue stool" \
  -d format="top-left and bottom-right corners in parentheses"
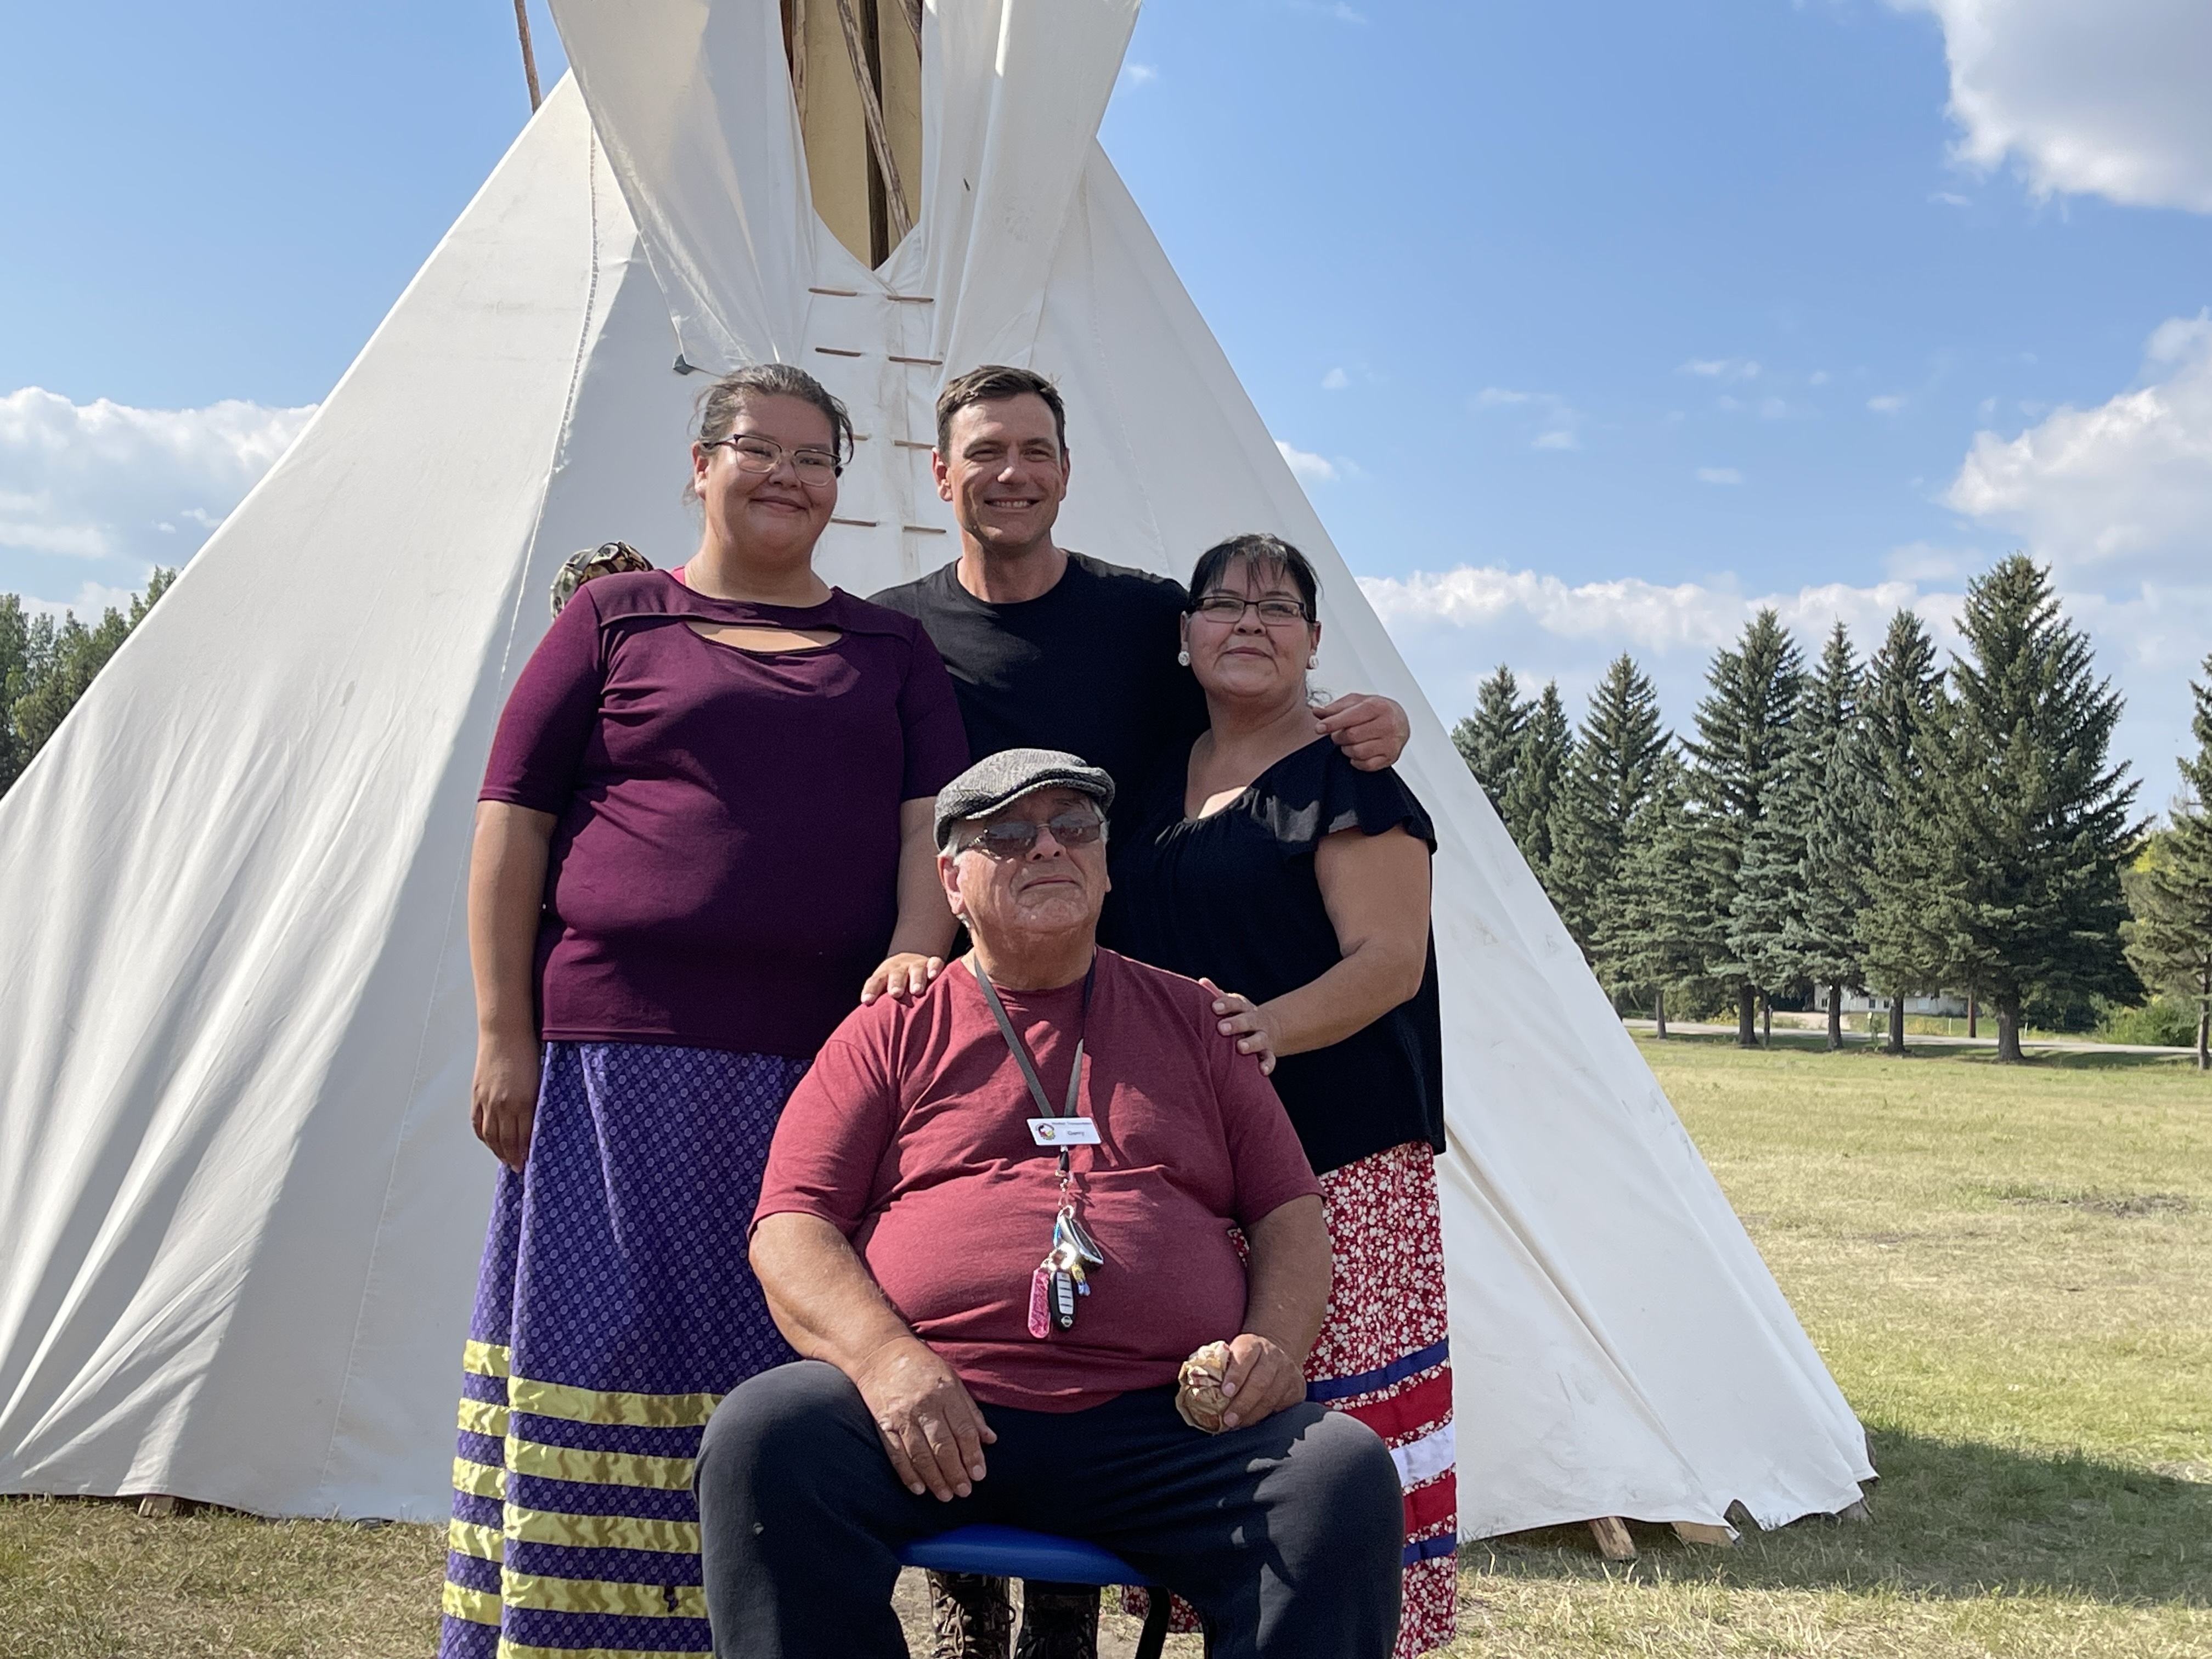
top-left (900, 1523), bottom-right (1190, 1658)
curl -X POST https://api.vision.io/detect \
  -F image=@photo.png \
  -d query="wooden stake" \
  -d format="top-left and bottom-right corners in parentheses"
top-left (137, 1493), bottom-right (178, 1519)
top-left (831, 0), bottom-right (912, 244)
top-left (511, 0), bottom-right (543, 112)
top-left (1588, 1516), bottom-right (1636, 1560)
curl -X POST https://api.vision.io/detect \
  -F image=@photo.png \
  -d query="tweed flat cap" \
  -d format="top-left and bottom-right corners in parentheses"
top-left (935, 749), bottom-right (1115, 850)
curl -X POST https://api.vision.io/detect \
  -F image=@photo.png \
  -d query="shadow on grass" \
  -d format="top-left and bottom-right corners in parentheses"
top-left (1472, 1427), bottom-right (2212, 1606)
top-left (1642, 1028), bottom-right (2195, 1072)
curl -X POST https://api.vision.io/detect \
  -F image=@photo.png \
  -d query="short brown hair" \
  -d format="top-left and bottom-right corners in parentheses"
top-left (935, 364), bottom-right (1068, 456)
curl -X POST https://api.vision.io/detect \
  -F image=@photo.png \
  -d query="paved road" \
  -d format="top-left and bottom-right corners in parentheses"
top-left (1620, 1018), bottom-right (2196, 1057)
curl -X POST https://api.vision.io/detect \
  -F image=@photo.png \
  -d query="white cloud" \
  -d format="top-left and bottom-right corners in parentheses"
top-left (0, 388), bottom-right (315, 594)
top-left (1321, 366), bottom-right (1350, 391)
top-left (1696, 466), bottom-right (1743, 485)
top-left (1809, 370), bottom-right (1832, 387)
top-left (1474, 387), bottom-right (1579, 450)
top-left (1121, 62), bottom-right (1158, 87)
top-left (1275, 439), bottom-right (1340, 483)
top-left (1901, 0), bottom-right (2212, 212)
top-left (1680, 358), bottom-right (1760, 382)
top-left (1868, 393), bottom-right (1908, 413)
top-left (1930, 190), bottom-right (1973, 207)
top-left (1944, 312), bottom-right (2212, 583)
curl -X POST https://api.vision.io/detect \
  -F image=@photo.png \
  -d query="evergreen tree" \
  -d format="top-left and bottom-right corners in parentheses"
top-left (1784, 623), bottom-right (1872, 1049)
top-left (1452, 664), bottom-right (1530, 814)
top-left (1685, 610), bottom-right (1803, 1046)
top-left (1503, 680), bottom-right (1573, 885)
top-left (1549, 653), bottom-right (1667, 963)
top-left (0, 594), bottom-right (27, 795)
top-left (1923, 556), bottom-right (2140, 1062)
top-left (1859, 608), bottom-right (1946, 1054)
top-left (1, 571), bottom-right (174, 800)
top-left (2122, 654), bottom-right (2212, 1069)
top-left (1601, 751), bottom-right (1718, 1035)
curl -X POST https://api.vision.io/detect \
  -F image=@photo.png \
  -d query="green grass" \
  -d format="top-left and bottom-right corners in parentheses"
top-left (3, 1033), bottom-right (2206, 1657)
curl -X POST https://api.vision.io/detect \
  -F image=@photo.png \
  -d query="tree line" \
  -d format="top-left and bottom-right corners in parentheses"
top-left (0, 569), bottom-right (173, 799)
top-left (1454, 555), bottom-right (2212, 1069)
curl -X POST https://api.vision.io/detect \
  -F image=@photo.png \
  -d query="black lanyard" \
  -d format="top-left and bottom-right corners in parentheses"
top-left (974, 959), bottom-right (1094, 1150)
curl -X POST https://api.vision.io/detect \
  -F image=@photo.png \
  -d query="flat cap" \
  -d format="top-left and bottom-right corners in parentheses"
top-left (935, 748), bottom-right (1115, 850)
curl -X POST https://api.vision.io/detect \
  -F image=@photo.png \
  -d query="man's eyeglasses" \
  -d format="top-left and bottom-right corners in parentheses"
top-left (960, 812), bottom-right (1106, 859)
top-left (1190, 593), bottom-right (1311, 626)
top-left (701, 433), bottom-right (842, 483)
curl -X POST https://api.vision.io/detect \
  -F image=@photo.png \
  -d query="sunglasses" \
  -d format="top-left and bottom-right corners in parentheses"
top-left (960, 811), bottom-right (1106, 859)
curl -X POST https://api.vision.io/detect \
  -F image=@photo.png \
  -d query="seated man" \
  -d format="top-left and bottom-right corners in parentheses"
top-left (697, 749), bottom-right (1405, 1659)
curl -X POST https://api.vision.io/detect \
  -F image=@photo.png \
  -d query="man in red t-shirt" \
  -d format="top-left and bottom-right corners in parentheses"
top-left (695, 751), bottom-right (1404, 1658)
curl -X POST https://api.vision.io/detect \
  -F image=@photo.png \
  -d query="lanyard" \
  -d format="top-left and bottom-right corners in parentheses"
top-left (973, 959), bottom-right (1094, 1162)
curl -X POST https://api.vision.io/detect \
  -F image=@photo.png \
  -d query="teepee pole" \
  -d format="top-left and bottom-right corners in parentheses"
top-left (512, 0), bottom-right (543, 111)
top-left (831, 0), bottom-right (912, 244)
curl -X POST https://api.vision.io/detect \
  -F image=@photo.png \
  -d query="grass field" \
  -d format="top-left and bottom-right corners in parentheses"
top-left (3, 1032), bottom-right (2206, 1657)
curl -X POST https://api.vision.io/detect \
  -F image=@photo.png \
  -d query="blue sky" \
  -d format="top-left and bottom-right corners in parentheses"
top-left (5, 1), bottom-right (2209, 800)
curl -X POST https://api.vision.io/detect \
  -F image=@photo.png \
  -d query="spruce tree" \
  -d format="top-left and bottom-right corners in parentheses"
top-left (1859, 608), bottom-right (1946, 1054)
top-left (1924, 556), bottom-right (2140, 1062)
top-left (1785, 623), bottom-right (1872, 1049)
top-left (2122, 654), bottom-right (2212, 1069)
top-left (1600, 751), bottom-right (1718, 1035)
top-left (1503, 680), bottom-right (1573, 885)
top-left (1549, 653), bottom-right (1667, 963)
top-left (1686, 610), bottom-right (1803, 1046)
top-left (1, 571), bottom-right (173, 801)
top-left (1452, 664), bottom-right (1530, 815)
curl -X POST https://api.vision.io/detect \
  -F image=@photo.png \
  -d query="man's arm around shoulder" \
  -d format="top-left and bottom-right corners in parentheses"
top-left (751, 1212), bottom-right (997, 1501)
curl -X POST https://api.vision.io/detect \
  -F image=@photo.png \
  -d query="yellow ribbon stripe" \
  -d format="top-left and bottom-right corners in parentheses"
top-left (464, 1339), bottom-right (512, 1379)
top-left (453, 1457), bottom-right (507, 1500)
top-left (498, 1644), bottom-right (710, 1659)
top-left (502, 1570), bottom-right (708, 1620)
top-left (509, 1374), bottom-right (721, 1429)
top-left (448, 1519), bottom-right (505, 1562)
top-left (506, 1505), bottom-right (701, 1558)
top-left (459, 1398), bottom-right (511, 1437)
top-left (506, 1436), bottom-right (695, 1491)
top-left (442, 1581), bottom-right (502, 1626)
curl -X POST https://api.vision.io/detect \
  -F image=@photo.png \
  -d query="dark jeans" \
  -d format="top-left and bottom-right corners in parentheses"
top-left (696, 1359), bottom-right (1403, 1659)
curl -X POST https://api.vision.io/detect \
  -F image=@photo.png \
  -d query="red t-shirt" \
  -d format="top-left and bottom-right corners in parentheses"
top-left (755, 950), bottom-right (1322, 1413)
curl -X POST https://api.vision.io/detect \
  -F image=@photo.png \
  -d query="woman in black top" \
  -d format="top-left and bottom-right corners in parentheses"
top-left (1105, 534), bottom-right (1456, 1658)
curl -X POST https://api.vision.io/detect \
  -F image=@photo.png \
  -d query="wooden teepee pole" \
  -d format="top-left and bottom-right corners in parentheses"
top-left (831, 0), bottom-right (912, 243)
top-left (512, 0), bottom-right (544, 111)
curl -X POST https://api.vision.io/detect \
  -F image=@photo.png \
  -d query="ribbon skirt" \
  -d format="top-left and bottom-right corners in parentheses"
top-left (1125, 1138), bottom-right (1458, 1657)
top-left (436, 1041), bottom-right (809, 1659)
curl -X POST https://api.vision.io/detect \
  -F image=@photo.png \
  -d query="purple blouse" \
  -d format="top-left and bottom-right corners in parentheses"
top-left (481, 571), bottom-right (970, 1059)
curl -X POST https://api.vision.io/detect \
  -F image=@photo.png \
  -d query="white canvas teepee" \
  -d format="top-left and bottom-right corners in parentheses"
top-left (0, 0), bottom-right (1872, 1534)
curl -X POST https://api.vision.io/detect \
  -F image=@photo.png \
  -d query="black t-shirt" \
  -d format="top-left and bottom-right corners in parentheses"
top-left (1102, 737), bottom-right (1446, 1176)
top-left (869, 552), bottom-right (1209, 820)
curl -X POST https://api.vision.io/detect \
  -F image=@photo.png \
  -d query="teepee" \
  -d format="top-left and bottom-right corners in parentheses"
top-left (0, 0), bottom-right (1872, 1536)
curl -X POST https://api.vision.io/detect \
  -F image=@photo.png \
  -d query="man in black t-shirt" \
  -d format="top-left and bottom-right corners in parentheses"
top-left (870, 365), bottom-right (1406, 819)
top-left (868, 365), bottom-right (1409, 1659)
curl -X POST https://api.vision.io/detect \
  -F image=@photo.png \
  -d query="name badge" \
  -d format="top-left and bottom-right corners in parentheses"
top-left (1029, 1117), bottom-right (1101, 1146)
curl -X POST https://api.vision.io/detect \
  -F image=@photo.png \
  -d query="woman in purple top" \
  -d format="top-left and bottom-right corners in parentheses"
top-left (435, 365), bottom-right (970, 1659)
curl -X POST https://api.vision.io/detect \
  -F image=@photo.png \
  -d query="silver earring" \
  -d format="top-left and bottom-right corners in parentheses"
top-left (1177, 649), bottom-right (1192, 667)
top-left (1307, 653), bottom-right (1319, 669)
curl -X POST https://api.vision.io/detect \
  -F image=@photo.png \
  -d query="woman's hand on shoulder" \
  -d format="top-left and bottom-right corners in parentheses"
top-left (1200, 977), bottom-right (1278, 1075)
top-left (862, 952), bottom-right (945, 1005)
top-left (472, 1029), bottom-right (541, 1171)
top-left (1313, 692), bottom-right (1409, 771)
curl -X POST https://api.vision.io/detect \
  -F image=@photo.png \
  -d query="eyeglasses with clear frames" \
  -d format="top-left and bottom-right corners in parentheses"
top-left (701, 433), bottom-right (843, 484)
top-left (1190, 593), bottom-right (1311, 626)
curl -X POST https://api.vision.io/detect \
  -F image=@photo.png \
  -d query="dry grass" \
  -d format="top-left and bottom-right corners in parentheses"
top-left (3, 1032), bottom-right (2205, 1657)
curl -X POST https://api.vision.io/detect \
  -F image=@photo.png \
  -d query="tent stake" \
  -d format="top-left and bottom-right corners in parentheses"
top-left (511, 0), bottom-right (543, 111)
top-left (1588, 1516), bottom-right (1636, 1560)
